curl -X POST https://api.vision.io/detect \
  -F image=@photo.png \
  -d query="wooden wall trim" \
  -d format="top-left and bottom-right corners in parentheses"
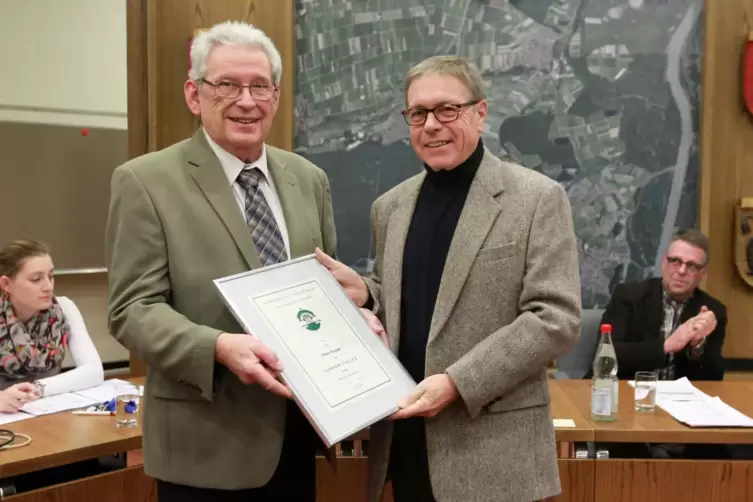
top-left (126, 0), bottom-right (148, 162)
top-left (125, 0), bottom-right (148, 377)
top-left (699, 0), bottom-right (753, 358)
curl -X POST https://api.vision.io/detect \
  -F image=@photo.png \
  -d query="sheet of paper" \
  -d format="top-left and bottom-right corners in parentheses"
top-left (553, 418), bottom-right (576, 428)
top-left (0, 411), bottom-right (34, 425)
top-left (660, 396), bottom-right (753, 427)
top-left (252, 279), bottom-right (391, 409)
top-left (73, 379), bottom-right (142, 403)
top-left (21, 392), bottom-right (99, 416)
top-left (628, 378), bottom-right (753, 427)
top-left (628, 377), bottom-right (710, 403)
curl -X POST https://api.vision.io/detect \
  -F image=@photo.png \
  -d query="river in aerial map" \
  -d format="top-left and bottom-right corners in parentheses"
top-left (294, 0), bottom-right (702, 308)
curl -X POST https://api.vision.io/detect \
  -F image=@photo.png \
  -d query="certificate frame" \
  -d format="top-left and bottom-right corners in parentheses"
top-left (213, 254), bottom-right (416, 447)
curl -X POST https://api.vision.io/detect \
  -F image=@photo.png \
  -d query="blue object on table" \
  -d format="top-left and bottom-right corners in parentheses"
top-left (125, 400), bottom-right (138, 413)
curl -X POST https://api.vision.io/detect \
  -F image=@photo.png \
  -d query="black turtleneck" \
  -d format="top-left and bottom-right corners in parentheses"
top-left (388, 141), bottom-right (484, 500)
top-left (398, 139), bottom-right (484, 382)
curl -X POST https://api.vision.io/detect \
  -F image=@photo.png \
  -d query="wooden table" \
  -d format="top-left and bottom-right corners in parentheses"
top-left (547, 381), bottom-right (596, 502)
top-left (549, 379), bottom-right (596, 444)
top-left (555, 379), bottom-right (753, 444)
top-left (7, 378), bottom-right (751, 502)
top-left (553, 379), bottom-right (753, 502)
top-left (0, 378), bottom-right (155, 501)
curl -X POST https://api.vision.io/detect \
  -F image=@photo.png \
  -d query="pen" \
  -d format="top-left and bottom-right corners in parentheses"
top-left (72, 411), bottom-right (115, 416)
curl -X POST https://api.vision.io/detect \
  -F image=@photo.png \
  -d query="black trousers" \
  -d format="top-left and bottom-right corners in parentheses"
top-left (157, 401), bottom-right (318, 502)
top-left (388, 418), bottom-right (437, 502)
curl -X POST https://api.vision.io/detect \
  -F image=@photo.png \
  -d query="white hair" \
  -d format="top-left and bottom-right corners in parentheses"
top-left (188, 21), bottom-right (283, 86)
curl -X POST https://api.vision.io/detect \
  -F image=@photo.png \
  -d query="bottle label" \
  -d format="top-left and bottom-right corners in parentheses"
top-left (591, 387), bottom-right (612, 416)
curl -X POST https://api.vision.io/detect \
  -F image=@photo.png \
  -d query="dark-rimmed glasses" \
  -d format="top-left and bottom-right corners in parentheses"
top-left (401, 100), bottom-right (480, 126)
top-left (201, 79), bottom-right (276, 101)
top-left (666, 256), bottom-right (705, 273)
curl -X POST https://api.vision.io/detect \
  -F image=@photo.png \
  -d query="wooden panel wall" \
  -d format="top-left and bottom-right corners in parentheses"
top-left (594, 460), bottom-right (753, 502)
top-left (129, 0), bottom-right (293, 152)
top-left (700, 0), bottom-right (753, 359)
top-left (125, 0), bottom-right (294, 375)
top-left (553, 459), bottom-right (596, 502)
top-left (11, 466), bottom-right (156, 502)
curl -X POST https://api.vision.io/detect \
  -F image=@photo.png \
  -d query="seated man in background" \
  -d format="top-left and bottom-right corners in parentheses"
top-left (0, 239), bottom-right (104, 412)
top-left (602, 228), bottom-right (726, 382)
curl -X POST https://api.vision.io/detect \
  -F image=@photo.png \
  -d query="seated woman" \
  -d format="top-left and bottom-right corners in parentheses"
top-left (0, 240), bottom-right (104, 413)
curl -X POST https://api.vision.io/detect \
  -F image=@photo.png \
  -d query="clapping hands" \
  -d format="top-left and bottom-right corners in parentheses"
top-left (664, 306), bottom-right (717, 353)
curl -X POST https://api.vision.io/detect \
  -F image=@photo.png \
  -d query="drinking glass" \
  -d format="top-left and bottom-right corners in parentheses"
top-left (634, 371), bottom-right (658, 412)
top-left (115, 390), bottom-right (140, 428)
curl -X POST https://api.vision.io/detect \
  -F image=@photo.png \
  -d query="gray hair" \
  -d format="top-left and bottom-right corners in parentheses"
top-left (188, 21), bottom-right (283, 86)
top-left (670, 228), bottom-right (711, 265)
top-left (404, 55), bottom-right (486, 105)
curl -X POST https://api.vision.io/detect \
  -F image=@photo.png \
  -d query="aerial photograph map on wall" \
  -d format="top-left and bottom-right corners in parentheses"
top-left (294, 0), bottom-right (702, 308)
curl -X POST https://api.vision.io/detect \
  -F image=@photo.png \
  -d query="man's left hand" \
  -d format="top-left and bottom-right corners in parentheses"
top-left (690, 306), bottom-right (717, 346)
top-left (389, 374), bottom-right (459, 419)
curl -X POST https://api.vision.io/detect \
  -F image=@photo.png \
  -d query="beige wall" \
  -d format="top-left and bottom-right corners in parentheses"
top-left (0, 2), bottom-right (129, 366)
top-left (56, 273), bottom-right (128, 366)
top-left (0, 0), bottom-right (127, 130)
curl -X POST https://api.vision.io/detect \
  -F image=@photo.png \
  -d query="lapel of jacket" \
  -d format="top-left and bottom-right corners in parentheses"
top-left (428, 150), bottom-right (505, 344)
top-left (266, 148), bottom-right (315, 259)
top-left (186, 130), bottom-right (262, 270)
top-left (645, 278), bottom-right (666, 336)
top-left (383, 175), bottom-right (425, 354)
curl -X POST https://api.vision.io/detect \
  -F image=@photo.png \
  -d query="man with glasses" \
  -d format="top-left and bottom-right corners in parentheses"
top-left (316, 55), bottom-right (581, 502)
top-left (602, 228), bottom-right (727, 382)
top-left (106, 21), bottom-right (336, 502)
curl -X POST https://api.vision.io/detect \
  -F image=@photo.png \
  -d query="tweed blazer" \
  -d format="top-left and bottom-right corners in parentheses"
top-left (363, 150), bottom-right (582, 502)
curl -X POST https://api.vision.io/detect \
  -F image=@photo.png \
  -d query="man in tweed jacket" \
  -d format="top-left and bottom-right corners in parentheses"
top-left (317, 55), bottom-right (581, 502)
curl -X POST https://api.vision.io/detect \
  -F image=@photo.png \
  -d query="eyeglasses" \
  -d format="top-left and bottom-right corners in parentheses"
top-left (401, 100), bottom-right (480, 126)
top-left (201, 79), bottom-right (276, 101)
top-left (666, 256), bottom-right (705, 273)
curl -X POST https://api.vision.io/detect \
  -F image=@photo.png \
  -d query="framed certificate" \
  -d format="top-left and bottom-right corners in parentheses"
top-left (213, 254), bottom-right (416, 447)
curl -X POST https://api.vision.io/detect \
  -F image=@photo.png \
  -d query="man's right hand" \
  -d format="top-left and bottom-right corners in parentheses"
top-left (315, 247), bottom-right (369, 307)
top-left (361, 308), bottom-right (388, 346)
top-left (215, 333), bottom-right (292, 398)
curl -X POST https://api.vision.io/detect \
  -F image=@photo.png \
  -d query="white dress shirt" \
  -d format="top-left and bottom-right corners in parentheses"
top-left (203, 129), bottom-right (291, 257)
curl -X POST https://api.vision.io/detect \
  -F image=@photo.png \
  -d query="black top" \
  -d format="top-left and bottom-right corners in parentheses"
top-left (388, 141), bottom-right (484, 496)
top-left (599, 277), bottom-right (727, 380)
top-left (398, 140), bottom-right (484, 382)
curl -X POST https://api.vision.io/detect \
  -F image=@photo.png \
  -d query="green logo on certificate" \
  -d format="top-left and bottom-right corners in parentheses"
top-left (297, 308), bottom-right (321, 331)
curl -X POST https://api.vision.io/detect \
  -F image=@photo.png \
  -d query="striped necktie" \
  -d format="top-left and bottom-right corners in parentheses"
top-left (236, 167), bottom-right (288, 266)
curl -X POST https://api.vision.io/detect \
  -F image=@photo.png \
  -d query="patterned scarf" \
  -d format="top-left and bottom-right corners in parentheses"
top-left (0, 292), bottom-right (68, 380)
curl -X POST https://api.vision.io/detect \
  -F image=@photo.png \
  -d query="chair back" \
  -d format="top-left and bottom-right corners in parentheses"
top-left (554, 308), bottom-right (604, 379)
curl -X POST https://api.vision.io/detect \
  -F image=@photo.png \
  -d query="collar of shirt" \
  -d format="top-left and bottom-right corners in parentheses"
top-left (202, 128), bottom-right (271, 186)
top-left (662, 289), bottom-right (689, 311)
